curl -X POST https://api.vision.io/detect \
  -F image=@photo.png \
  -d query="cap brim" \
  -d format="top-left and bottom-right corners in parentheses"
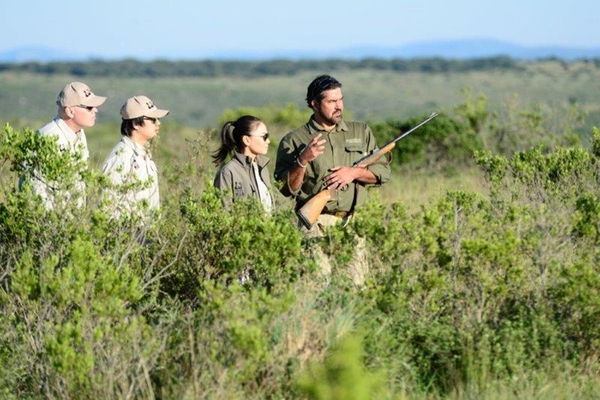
top-left (146, 109), bottom-right (170, 118)
top-left (80, 95), bottom-right (107, 107)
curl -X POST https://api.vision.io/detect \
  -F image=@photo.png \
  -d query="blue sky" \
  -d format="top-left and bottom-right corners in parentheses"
top-left (4, 0), bottom-right (600, 59)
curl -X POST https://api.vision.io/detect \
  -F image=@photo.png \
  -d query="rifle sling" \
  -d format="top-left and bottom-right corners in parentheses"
top-left (348, 182), bottom-right (359, 216)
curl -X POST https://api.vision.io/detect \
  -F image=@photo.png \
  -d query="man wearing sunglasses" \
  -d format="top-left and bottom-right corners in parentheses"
top-left (102, 95), bottom-right (169, 221)
top-left (275, 75), bottom-right (391, 284)
top-left (20, 81), bottom-right (106, 210)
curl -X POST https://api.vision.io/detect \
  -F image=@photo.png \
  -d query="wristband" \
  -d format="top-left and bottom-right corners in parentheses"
top-left (295, 157), bottom-right (308, 168)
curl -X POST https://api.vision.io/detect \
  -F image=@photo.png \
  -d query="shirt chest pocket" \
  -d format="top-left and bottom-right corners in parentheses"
top-left (345, 143), bottom-right (365, 164)
top-left (131, 157), bottom-right (154, 181)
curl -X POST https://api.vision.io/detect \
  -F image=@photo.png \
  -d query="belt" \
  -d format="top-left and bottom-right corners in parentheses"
top-left (321, 210), bottom-right (351, 218)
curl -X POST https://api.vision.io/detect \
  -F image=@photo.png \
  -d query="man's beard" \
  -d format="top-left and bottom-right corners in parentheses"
top-left (316, 107), bottom-right (342, 126)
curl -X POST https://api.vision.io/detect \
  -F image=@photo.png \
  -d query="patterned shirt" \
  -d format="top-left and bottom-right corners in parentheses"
top-left (102, 136), bottom-right (159, 219)
top-left (21, 117), bottom-right (89, 209)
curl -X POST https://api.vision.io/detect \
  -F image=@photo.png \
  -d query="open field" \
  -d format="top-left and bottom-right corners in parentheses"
top-left (1, 59), bottom-right (600, 132)
top-left (2, 59), bottom-right (596, 210)
top-left (3, 61), bottom-right (600, 397)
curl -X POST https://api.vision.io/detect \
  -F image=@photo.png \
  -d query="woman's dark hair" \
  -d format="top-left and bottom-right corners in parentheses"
top-left (212, 115), bottom-right (262, 166)
top-left (120, 116), bottom-right (145, 137)
top-left (305, 74), bottom-right (342, 108)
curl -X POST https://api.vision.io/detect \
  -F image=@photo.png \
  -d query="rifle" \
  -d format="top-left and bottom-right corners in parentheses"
top-left (296, 112), bottom-right (438, 229)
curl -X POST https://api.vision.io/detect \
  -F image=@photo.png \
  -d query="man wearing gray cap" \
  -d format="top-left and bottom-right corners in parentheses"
top-left (20, 81), bottom-right (106, 209)
top-left (102, 95), bottom-right (169, 220)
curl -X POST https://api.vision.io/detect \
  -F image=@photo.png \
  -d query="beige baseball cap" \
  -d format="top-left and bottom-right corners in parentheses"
top-left (120, 95), bottom-right (170, 120)
top-left (56, 82), bottom-right (106, 107)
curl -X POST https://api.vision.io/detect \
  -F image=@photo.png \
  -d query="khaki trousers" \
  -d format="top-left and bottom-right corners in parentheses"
top-left (300, 214), bottom-right (369, 286)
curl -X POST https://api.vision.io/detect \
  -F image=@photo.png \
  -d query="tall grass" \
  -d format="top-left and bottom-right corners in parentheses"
top-left (1, 95), bottom-right (600, 397)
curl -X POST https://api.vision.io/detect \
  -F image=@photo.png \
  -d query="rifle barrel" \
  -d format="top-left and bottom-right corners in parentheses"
top-left (391, 112), bottom-right (438, 144)
top-left (353, 112), bottom-right (438, 167)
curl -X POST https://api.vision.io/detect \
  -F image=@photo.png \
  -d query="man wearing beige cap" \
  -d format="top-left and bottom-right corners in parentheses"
top-left (20, 81), bottom-right (106, 209)
top-left (102, 95), bottom-right (169, 220)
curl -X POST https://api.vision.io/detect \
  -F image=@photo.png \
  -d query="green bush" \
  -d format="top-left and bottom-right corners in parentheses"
top-left (219, 103), bottom-right (312, 132)
top-left (158, 186), bottom-right (311, 302)
top-left (369, 112), bottom-right (484, 171)
top-left (452, 88), bottom-right (585, 157)
top-left (2, 108), bottom-right (600, 398)
top-left (296, 334), bottom-right (384, 400)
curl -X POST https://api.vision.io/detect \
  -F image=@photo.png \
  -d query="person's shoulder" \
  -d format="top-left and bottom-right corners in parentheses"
top-left (281, 123), bottom-right (311, 143)
top-left (218, 157), bottom-right (244, 175)
top-left (111, 139), bottom-right (134, 155)
top-left (37, 119), bottom-right (60, 136)
top-left (214, 159), bottom-right (237, 184)
top-left (103, 139), bottom-right (133, 165)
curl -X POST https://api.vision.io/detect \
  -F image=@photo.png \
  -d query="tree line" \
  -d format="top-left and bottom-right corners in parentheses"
top-left (0, 56), bottom-right (535, 78)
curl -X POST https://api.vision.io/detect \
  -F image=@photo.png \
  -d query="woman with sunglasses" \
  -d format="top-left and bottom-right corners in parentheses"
top-left (213, 115), bottom-right (273, 214)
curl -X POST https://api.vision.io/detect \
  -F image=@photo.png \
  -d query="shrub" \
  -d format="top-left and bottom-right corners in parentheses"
top-left (296, 334), bottom-right (384, 400)
top-left (159, 186), bottom-right (312, 302)
top-left (2, 106), bottom-right (600, 398)
top-left (369, 112), bottom-right (484, 171)
top-left (219, 103), bottom-right (312, 132)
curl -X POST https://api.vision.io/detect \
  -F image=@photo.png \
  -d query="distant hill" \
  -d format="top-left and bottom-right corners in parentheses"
top-left (0, 46), bottom-right (83, 63)
top-left (2, 39), bottom-right (600, 63)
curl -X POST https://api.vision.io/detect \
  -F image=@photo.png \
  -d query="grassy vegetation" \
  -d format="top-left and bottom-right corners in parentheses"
top-left (3, 58), bottom-right (595, 209)
top-left (1, 60), bottom-right (600, 398)
top-left (1, 119), bottom-right (600, 398)
top-left (1, 59), bottom-right (600, 132)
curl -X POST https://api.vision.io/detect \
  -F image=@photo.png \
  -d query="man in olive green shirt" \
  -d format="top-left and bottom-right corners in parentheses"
top-left (275, 75), bottom-right (391, 237)
top-left (275, 75), bottom-right (391, 285)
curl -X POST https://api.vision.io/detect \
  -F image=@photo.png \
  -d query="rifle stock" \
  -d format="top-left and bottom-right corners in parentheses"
top-left (297, 188), bottom-right (332, 229)
top-left (296, 112), bottom-right (438, 229)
